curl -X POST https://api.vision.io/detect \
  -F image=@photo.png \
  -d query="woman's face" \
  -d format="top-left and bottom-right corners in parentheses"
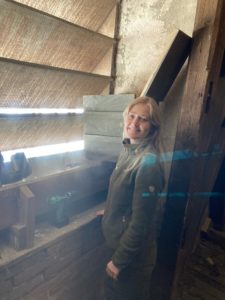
top-left (124, 103), bottom-right (151, 144)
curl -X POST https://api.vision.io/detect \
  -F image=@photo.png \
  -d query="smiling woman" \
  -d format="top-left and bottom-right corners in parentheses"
top-left (101, 96), bottom-right (165, 300)
top-left (124, 103), bottom-right (151, 143)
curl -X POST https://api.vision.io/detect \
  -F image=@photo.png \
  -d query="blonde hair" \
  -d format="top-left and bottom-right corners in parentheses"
top-left (122, 96), bottom-right (164, 183)
top-left (123, 96), bottom-right (161, 154)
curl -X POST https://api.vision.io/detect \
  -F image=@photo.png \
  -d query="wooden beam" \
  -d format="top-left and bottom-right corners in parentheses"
top-left (141, 30), bottom-right (192, 102)
top-left (0, 190), bottom-right (18, 230)
top-left (149, 1), bottom-right (225, 299)
top-left (177, 0), bottom-right (225, 254)
top-left (10, 185), bottom-right (35, 250)
top-left (172, 0), bottom-right (225, 298)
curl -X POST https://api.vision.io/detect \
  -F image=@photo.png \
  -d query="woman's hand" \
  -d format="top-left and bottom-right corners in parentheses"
top-left (96, 209), bottom-right (105, 216)
top-left (106, 260), bottom-right (120, 280)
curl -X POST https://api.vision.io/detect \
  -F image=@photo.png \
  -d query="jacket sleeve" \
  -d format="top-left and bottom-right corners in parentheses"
top-left (112, 155), bottom-right (164, 270)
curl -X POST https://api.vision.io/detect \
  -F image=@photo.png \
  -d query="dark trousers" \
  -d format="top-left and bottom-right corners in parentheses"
top-left (103, 242), bottom-right (157, 300)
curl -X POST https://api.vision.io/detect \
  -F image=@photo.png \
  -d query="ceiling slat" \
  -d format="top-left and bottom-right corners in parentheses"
top-left (0, 1), bottom-right (114, 74)
top-left (11, 0), bottom-right (116, 35)
top-left (0, 59), bottom-right (111, 108)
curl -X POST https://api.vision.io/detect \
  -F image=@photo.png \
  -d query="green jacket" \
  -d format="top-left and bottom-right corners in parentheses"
top-left (102, 142), bottom-right (164, 270)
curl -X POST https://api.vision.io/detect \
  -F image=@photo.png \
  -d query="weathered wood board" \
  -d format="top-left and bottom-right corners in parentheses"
top-left (83, 94), bottom-right (134, 157)
top-left (84, 112), bottom-right (123, 137)
top-left (0, 59), bottom-right (111, 108)
top-left (141, 30), bottom-right (192, 102)
top-left (0, 1), bottom-right (113, 74)
top-left (12, 0), bottom-right (116, 35)
top-left (0, 115), bottom-right (83, 151)
top-left (153, 1), bottom-right (225, 299)
top-left (0, 190), bottom-right (18, 231)
top-left (83, 94), bottom-right (134, 112)
top-left (84, 135), bottom-right (122, 157)
top-left (0, 159), bottom-right (112, 233)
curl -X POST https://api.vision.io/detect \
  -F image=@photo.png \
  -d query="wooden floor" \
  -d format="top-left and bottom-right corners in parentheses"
top-left (177, 231), bottom-right (225, 300)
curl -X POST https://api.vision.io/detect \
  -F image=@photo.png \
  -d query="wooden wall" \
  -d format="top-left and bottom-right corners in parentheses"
top-left (0, 208), bottom-right (110, 300)
top-left (148, 1), bottom-right (225, 299)
top-left (84, 94), bottom-right (134, 158)
top-left (0, 0), bottom-right (117, 151)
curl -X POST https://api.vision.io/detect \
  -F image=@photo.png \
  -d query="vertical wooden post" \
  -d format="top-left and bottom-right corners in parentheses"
top-left (150, 1), bottom-right (225, 299)
top-left (10, 185), bottom-right (35, 250)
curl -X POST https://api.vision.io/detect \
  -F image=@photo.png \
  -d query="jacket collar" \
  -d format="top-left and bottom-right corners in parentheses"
top-left (122, 139), bottom-right (144, 155)
top-left (122, 138), bottom-right (156, 155)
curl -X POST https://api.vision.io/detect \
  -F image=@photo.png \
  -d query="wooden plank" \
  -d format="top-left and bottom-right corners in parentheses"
top-left (170, 1), bottom-right (225, 299)
top-left (141, 30), bottom-right (192, 102)
top-left (0, 160), bottom-right (112, 227)
top-left (0, 115), bottom-right (83, 151)
top-left (92, 48), bottom-right (113, 76)
top-left (20, 185), bottom-right (35, 248)
top-left (0, 1), bottom-right (114, 74)
top-left (0, 59), bottom-right (111, 108)
top-left (98, 5), bottom-right (117, 38)
top-left (10, 185), bottom-right (35, 250)
top-left (109, 1), bottom-right (121, 93)
top-left (28, 160), bottom-right (112, 215)
top-left (84, 112), bottom-right (123, 137)
top-left (10, 224), bottom-right (27, 251)
top-left (0, 159), bottom-right (98, 193)
top-left (84, 135), bottom-right (122, 157)
top-left (83, 94), bottom-right (134, 112)
top-left (12, 0), bottom-right (116, 35)
top-left (148, 1), bottom-right (225, 299)
top-left (0, 190), bottom-right (18, 230)
top-left (180, 0), bottom-right (225, 253)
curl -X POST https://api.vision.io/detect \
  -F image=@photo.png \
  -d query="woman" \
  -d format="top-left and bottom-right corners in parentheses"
top-left (101, 96), bottom-right (165, 300)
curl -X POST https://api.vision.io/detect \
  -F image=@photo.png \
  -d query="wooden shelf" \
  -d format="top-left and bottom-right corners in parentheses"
top-left (0, 158), bottom-right (113, 251)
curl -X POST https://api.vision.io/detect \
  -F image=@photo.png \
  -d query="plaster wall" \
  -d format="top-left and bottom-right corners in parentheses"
top-left (115, 0), bottom-right (197, 96)
top-left (115, 0), bottom-right (198, 203)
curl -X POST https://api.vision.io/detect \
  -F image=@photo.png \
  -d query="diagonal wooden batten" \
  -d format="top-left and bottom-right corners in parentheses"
top-left (141, 30), bottom-right (192, 102)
